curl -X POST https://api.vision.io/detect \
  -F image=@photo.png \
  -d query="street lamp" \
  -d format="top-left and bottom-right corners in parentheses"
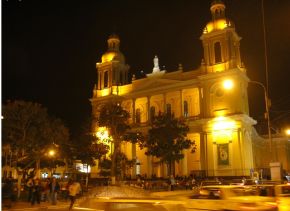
top-left (248, 80), bottom-right (272, 160)
top-left (47, 148), bottom-right (57, 177)
top-left (223, 79), bottom-right (234, 90)
top-left (48, 149), bottom-right (55, 157)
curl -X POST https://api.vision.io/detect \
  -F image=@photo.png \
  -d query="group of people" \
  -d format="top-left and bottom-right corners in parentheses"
top-left (26, 177), bottom-right (81, 209)
top-left (26, 177), bottom-right (60, 205)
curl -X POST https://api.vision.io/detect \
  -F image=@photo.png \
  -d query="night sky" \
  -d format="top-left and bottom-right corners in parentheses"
top-left (3, 0), bottom-right (290, 136)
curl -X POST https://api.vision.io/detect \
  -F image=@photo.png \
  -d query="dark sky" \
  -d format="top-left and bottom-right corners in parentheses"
top-left (3, 0), bottom-right (290, 136)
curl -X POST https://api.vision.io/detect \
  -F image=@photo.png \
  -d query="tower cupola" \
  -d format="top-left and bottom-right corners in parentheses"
top-left (97, 34), bottom-right (130, 91)
top-left (101, 34), bottom-right (125, 63)
top-left (200, 1), bottom-right (243, 72)
top-left (210, 0), bottom-right (226, 21)
top-left (107, 34), bottom-right (120, 51)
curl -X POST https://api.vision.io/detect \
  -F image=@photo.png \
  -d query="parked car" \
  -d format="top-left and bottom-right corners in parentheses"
top-left (248, 182), bottom-right (289, 211)
top-left (274, 184), bottom-right (290, 211)
top-left (198, 180), bottom-right (223, 188)
top-left (183, 185), bottom-right (278, 211)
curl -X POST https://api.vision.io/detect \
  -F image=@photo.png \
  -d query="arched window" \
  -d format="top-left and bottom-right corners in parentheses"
top-left (150, 106), bottom-right (155, 122)
top-left (214, 42), bottom-right (222, 63)
top-left (136, 108), bottom-right (141, 124)
top-left (215, 10), bottom-right (219, 18)
top-left (104, 71), bottom-right (109, 88)
top-left (166, 104), bottom-right (171, 115)
top-left (184, 101), bottom-right (189, 117)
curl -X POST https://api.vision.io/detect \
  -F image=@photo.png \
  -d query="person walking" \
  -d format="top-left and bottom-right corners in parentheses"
top-left (49, 177), bottom-right (60, 205)
top-left (43, 178), bottom-right (51, 202)
top-left (26, 178), bottom-right (33, 202)
top-left (2, 177), bottom-right (15, 208)
top-left (31, 178), bottom-right (41, 205)
top-left (68, 180), bottom-right (81, 210)
top-left (169, 175), bottom-right (176, 191)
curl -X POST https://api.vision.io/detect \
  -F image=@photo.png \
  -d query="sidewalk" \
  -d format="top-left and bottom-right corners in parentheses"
top-left (2, 200), bottom-right (70, 211)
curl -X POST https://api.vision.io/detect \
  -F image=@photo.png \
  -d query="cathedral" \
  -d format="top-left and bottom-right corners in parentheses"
top-left (90, 1), bottom-right (257, 178)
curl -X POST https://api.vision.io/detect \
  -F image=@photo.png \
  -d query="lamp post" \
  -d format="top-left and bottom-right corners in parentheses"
top-left (222, 79), bottom-right (273, 160)
top-left (285, 129), bottom-right (290, 136)
top-left (248, 80), bottom-right (273, 161)
top-left (48, 149), bottom-right (56, 177)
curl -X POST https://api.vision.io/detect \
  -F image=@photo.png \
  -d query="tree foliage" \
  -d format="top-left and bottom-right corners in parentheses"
top-left (140, 113), bottom-right (196, 176)
top-left (71, 133), bottom-right (109, 167)
top-left (98, 152), bottom-right (136, 179)
top-left (97, 101), bottom-right (142, 179)
top-left (2, 100), bottom-right (70, 172)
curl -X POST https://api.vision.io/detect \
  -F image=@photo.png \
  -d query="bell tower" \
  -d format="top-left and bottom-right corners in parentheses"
top-left (96, 34), bottom-right (130, 91)
top-left (199, 1), bottom-right (256, 177)
top-left (200, 0), bottom-right (243, 73)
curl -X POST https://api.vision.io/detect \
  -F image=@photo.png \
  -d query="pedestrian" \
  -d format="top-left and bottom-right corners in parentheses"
top-left (2, 177), bottom-right (15, 208)
top-left (26, 178), bottom-right (33, 202)
top-left (65, 179), bottom-right (73, 201)
top-left (49, 177), bottom-right (60, 205)
top-left (43, 178), bottom-right (51, 202)
top-left (192, 177), bottom-right (198, 189)
top-left (31, 178), bottom-right (41, 205)
top-left (68, 180), bottom-right (81, 210)
top-left (169, 175), bottom-right (175, 191)
top-left (185, 179), bottom-right (190, 190)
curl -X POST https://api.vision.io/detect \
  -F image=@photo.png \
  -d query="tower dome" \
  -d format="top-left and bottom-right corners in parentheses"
top-left (203, 0), bottom-right (234, 34)
top-left (200, 1), bottom-right (242, 70)
top-left (101, 34), bottom-right (125, 63)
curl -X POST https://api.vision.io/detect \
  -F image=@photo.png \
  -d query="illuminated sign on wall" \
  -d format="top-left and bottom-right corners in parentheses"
top-left (76, 163), bottom-right (91, 173)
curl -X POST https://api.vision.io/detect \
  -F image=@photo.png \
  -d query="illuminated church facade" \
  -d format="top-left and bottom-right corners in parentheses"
top-left (90, 1), bottom-right (257, 178)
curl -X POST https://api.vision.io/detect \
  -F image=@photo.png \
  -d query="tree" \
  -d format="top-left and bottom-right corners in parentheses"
top-left (98, 101), bottom-right (141, 182)
top-left (40, 117), bottom-right (70, 175)
top-left (2, 100), bottom-right (70, 178)
top-left (2, 100), bottom-right (71, 198)
top-left (140, 112), bottom-right (196, 176)
top-left (70, 120), bottom-right (109, 188)
top-left (98, 152), bottom-right (135, 179)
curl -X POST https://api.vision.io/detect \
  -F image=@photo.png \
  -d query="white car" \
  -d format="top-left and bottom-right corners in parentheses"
top-left (183, 185), bottom-right (278, 211)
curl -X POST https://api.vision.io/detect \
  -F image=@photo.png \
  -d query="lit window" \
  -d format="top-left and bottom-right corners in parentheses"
top-left (104, 71), bottom-right (109, 88)
top-left (136, 108), bottom-right (141, 124)
top-left (214, 42), bottom-right (222, 63)
top-left (150, 106), bottom-right (155, 122)
top-left (184, 101), bottom-right (189, 117)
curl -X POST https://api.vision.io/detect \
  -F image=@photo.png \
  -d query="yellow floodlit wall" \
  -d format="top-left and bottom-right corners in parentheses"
top-left (211, 116), bottom-right (238, 144)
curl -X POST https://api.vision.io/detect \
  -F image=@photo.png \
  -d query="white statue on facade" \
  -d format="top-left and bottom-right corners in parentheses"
top-left (152, 55), bottom-right (160, 73)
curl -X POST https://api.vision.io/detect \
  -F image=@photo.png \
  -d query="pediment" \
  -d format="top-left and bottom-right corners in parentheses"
top-left (133, 77), bottom-right (181, 92)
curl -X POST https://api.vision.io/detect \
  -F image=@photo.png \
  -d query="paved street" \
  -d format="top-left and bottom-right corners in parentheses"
top-left (2, 185), bottom-right (186, 211)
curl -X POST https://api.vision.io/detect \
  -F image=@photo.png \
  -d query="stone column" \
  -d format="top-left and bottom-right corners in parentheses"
top-left (203, 132), bottom-right (208, 178)
top-left (180, 90), bottom-right (183, 117)
top-left (147, 96), bottom-right (151, 123)
top-left (199, 87), bottom-right (204, 118)
top-left (237, 128), bottom-right (245, 175)
top-left (132, 143), bottom-right (137, 179)
top-left (98, 71), bottom-right (101, 89)
top-left (181, 149), bottom-right (188, 176)
top-left (147, 155), bottom-right (152, 178)
top-left (132, 99), bottom-right (136, 124)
